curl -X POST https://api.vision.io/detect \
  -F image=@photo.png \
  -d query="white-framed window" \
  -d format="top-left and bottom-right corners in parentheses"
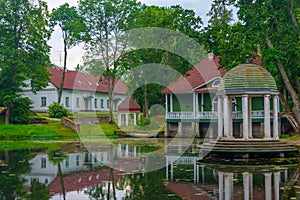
top-left (65, 97), bottom-right (70, 107)
top-left (232, 98), bottom-right (237, 112)
top-left (65, 158), bottom-right (69, 168)
top-left (41, 158), bottom-right (46, 168)
top-left (76, 98), bottom-right (80, 108)
top-left (41, 97), bottom-right (46, 107)
top-left (76, 155), bottom-right (80, 166)
top-left (101, 99), bottom-right (104, 108)
top-left (94, 99), bottom-right (98, 108)
top-left (106, 99), bottom-right (109, 108)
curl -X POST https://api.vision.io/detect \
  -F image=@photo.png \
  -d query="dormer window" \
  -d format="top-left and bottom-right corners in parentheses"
top-left (212, 79), bottom-right (221, 87)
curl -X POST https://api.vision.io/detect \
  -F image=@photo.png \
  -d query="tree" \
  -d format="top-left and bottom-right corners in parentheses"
top-left (79, 0), bottom-right (142, 123)
top-left (120, 5), bottom-right (204, 117)
top-left (0, 0), bottom-right (51, 124)
top-left (202, 0), bottom-right (300, 130)
top-left (50, 3), bottom-right (86, 104)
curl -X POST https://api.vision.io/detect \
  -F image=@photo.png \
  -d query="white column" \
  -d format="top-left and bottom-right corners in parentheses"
top-left (264, 172), bottom-right (272, 200)
top-left (219, 172), bottom-right (224, 200)
top-left (117, 143), bottom-right (122, 156)
top-left (166, 156), bottom-right (169, 180)
top-left (133, 146), bottom-right (137, 157)
top-left (165, 94), bottom-right (168, 116)
top-left (274, 172), bottom-right (280, 200)
top-left (195, 93), bottom-right (199, 117)
top-left (218, 96), bottom-right (223, 138)
top-left (273, 95), bottom-right (279, 140)
top-left (171, 161), bottom-right (174, 180)
top-left (125, 113), bottom-right (129, 126)
top-left (170, 94), bottom-right (173, 112)
top-left (223, 96), bottom-right (230, 138)
top-left (225, 173), bottom-right (233, 200)
top-left (193, 159), bottom-right (197, 184)
top-left (228, 98), bottom-right (233, 138)
top-left (118, 113), bottom-right (121, 126)
top-left (242, 95), bottom-right (249, 139)
top-left (193, 93), bottom-right (196, 118)
top-left (133, 113), bottom-right (137, 125)
top-left (125, 144), bottom-right (129, 157)
top-left (264, 95), bottom-right (271, 139)
top-left (243, 173), bottom-right (250, 200)
top-left (248, 97), bottom-right (252, 138)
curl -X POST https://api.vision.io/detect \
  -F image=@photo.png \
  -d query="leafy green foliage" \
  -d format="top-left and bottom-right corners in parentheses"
top-left (0, 0), bottom-right (51, 123)
top-left (48, 102), bottom-right (68, 118)
top-left (9, 97), bottom-right (33, 124)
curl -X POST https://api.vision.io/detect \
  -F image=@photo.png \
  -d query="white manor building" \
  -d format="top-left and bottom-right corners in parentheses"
top-left (22, 68), bottom-right (127, 112)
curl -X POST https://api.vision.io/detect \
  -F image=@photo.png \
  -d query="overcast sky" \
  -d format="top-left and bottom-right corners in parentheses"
top-left (46, 0), bottom-right (212, 69)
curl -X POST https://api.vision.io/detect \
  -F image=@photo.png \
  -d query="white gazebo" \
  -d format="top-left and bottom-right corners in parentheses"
top-left (117, 96), bottom-right (141, 127)
top-left (216, 63), bottom-right (279, 140)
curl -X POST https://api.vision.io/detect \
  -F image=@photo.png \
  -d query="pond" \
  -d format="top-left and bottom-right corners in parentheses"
top-left (0, 138), bottom-right (300, 199)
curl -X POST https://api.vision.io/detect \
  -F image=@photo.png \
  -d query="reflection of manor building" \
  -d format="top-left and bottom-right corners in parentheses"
top-left (163, 53), bottom-right (283, 139)
top-left (22, 143), bottom-right (145, 197)
top-left (22, 68), bottom-right (127, 112)
top-left (22, 151), bottom-right (111, 187)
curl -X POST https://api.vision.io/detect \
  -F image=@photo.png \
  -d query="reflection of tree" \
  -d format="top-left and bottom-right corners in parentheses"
top-left (0, 150), bottom-right (31, 199)
top-left (48, 149), bottom-right (68, 200)
top-left (29, 179), bottom-right (49, 199)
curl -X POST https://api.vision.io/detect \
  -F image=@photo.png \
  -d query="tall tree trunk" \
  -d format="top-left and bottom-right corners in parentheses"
top-left (4, 105), bottom-right (11, 124)
top-left (108, 77), bottom-right (115, 124)
top-left (265, 38), bottom-right (300, 129)
top-left (143, 80), bottom-right (149, 118)
top-left (58, 163), bottom-right (66, 200)
top-left (5, 64), bottom-right (17, 124)
top-left (57, 39), bottom-right (68, 104)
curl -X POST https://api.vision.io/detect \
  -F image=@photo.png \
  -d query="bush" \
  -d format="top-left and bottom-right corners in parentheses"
top-left (48, 102), bottom-right (68, 118)
top-left (10, 97), bottom-right (33, 124)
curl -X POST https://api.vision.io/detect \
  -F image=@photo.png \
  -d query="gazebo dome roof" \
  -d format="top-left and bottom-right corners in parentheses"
top-left (118, 96), bottom-right (140, 112)
top-left (218, 64), bottom-right (278, 94)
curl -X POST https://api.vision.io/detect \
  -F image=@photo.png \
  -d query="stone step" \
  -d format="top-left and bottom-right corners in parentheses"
top-left (201, 143), bottom-right (293, 147)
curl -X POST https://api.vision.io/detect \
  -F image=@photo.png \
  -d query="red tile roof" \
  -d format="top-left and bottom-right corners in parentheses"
top-left (118, 96), bottom-right (140, 112)
top-left (161, 56), bottom-right (226, 94)
top-left (47, 68), bottom-right (127, 94)
top-left (48, 168), bottom-right (123, 196)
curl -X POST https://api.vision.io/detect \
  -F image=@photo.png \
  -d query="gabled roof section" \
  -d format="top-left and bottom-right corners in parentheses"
top-left (118, 96), bottom-right (140, 112)
top-left (161, 56), bottom-right (226, 94)
top-left (47, 68), bottom-right (127, 94)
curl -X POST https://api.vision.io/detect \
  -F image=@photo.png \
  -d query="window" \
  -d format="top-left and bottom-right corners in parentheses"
top-left (65, 158), bottom-right (69, 168)
top-left (100, 99), bottom-right (104, 108)
top-left (41, 158), bottom-right (46, 168)
top-left (76, 98), bottom-right (80, 108)
top-left (94, 99), bottom-right (98, 108)
top-left (76, 155), bottom-right (80, 166)
top-left (107, 99), bottom-right (109, 108)
top-left (41, 97), bottom-right (46, 107)
top-left (232, 98), bottom-right (237, 112)
top-left (65, 97), bottom-right (70, 107)
top-left (212, 97), bottom-right (218, 112)
top-left (45, 179), bottom-right (48, 184)
top-left (212, 79), bottom-right (221, 87)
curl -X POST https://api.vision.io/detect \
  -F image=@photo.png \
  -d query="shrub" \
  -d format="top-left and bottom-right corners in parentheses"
top-left (48, 102), bottom-right (68, 118)
top-left (10, 97), bottom-right (33, 124)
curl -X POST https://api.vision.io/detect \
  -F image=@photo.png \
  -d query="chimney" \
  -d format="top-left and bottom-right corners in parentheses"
top-left (208, 50), bottom-right (214, 60)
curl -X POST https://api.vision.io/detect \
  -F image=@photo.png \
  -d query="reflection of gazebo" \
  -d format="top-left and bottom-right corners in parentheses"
top-left (118, 96), bottom-right (140, 127)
